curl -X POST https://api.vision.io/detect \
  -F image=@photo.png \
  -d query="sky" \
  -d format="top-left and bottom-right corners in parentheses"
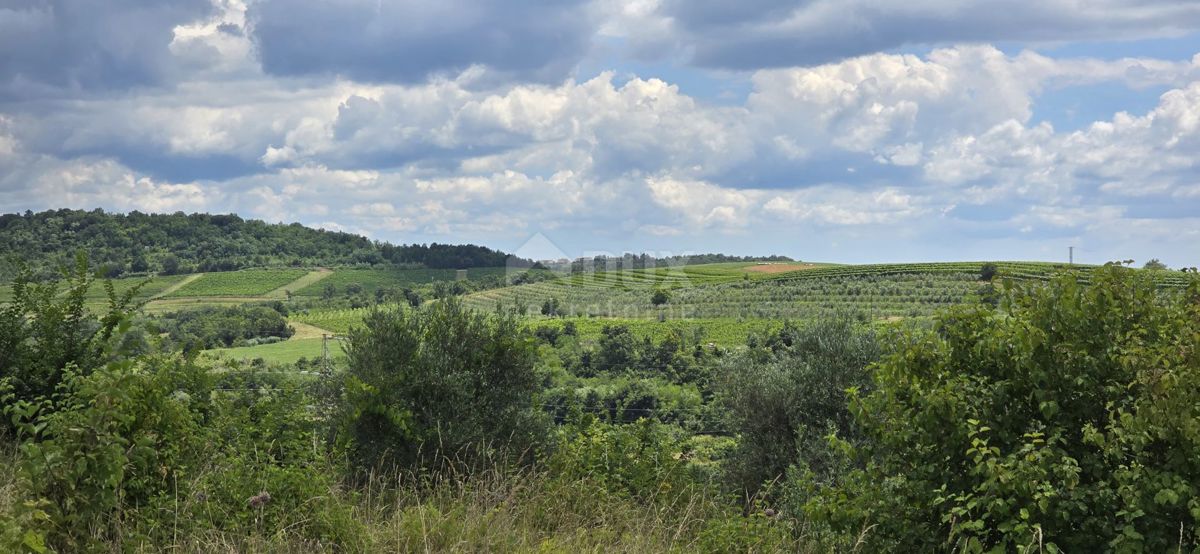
top-left (1, 1), bottom-right (1199, 267)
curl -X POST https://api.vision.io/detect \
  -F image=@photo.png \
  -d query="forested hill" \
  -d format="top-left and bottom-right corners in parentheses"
top-left (0, 209), bottom-right (521, 280)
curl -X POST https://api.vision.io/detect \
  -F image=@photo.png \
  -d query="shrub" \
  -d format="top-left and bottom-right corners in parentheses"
top-left (10, 355), bottom-right (211, 551)
top-left (340, 298), bottom-right (548, 472)
top-left (804, 265), bottom-right (1200, 551)
top-left (980, 262), bottom-right (998, 281)
top-left (0, 255), bottom-right (144, 420)
top-left (716, 318), bottom-right (879, 497)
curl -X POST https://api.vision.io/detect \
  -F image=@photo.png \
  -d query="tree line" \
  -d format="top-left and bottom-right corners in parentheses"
top-left (0, 209), bottom-right (532, 280)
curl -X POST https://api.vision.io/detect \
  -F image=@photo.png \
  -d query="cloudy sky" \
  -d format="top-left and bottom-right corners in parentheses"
top-left (2, 0), bottom-right (1199, 266)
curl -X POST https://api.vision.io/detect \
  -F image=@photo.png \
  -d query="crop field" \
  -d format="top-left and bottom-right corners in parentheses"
top-left (290, 304), bottom-right (403, 334)
top-left (532, 316), bottom-right (777, 347)
top-left (166, 268), bottom-right (310, 297)
top-left (293, 266), bottom-right (511, 296)
top-left (1, 274), bottom-right (190, 312)
top-left (461, 261), bottom-right (1194, 320)
top-left (464, 270), bottom-right (986, 319)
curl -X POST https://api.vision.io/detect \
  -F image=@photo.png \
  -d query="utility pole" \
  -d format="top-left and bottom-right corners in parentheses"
top-left (322, 333), bottom-right (330, 371)
top-left (1069, 246), bottom-right (1074, 265)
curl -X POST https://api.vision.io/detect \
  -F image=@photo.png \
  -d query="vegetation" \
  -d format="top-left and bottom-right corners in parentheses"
top-left (796, 265), bottom-right (1200, 551)
top-left (165, 268), bottom-right (310, 297)
top-left (3, 244), bottom-right (1199, 552)
top-left (0, 209), bottom-right (533, 281)
top-left (152, 303), bottom-right (294, 350)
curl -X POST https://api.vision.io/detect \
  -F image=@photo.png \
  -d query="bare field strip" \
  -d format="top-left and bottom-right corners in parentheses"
top-left (743, 263), bottom-right (820, 274)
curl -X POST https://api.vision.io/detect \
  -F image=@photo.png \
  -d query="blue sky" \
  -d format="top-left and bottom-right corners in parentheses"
top-left (1, 0), bottom-right (1199, 267)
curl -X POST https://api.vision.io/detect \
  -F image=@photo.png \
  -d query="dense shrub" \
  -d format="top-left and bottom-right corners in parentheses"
top-left (154, 303), bottom-right (293, 350)
top-left (803, 265), bottom-right (1200, 551)
top-left (340, 298), bottom-right (549, 472)
top-left (717, 318), bottom-right (880, 497)
top-left (7, 355), bottom-right (211, 550)
top-left (0, 256), bottom-right (145, 434)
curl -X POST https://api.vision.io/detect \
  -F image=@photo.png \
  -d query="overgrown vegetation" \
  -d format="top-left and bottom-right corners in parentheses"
top-left (2, 258), bottom-right (1198, 552)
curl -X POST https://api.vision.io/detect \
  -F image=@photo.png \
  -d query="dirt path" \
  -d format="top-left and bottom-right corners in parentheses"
top-left (265, 268), bottom-right (332, 299)
top-left (151, 273), bottom-right (204, 299)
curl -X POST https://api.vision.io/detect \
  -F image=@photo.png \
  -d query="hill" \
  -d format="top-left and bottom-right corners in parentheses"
top-left (0, 209), bottom-right (526, 280)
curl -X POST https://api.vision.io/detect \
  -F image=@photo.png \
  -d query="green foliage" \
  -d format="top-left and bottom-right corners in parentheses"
top-left (340, 298), bottom-right (548, 471)
top-left (803, 265), bottom-right (1200, 551)
top-left (13, 355), bottom-right (210, 551)
top-left (717, 318), bottom-right (880, 496)
top-left (0, 209), bottom-right (533, 279)
top-left (0, 255), bottom-right (144, 421)
top-left (651, 288), bottom-right (670, 306)
top-left (980, 262), bottom-right (998, 281)
top-left (154, 303), bottom-right (294, 350)
top-left (540, 296), bottom-right (562, 317)
top-left (548, 416), bottom-right (692, 499)
top-left (1144, 258), bottom-right (1168, 270)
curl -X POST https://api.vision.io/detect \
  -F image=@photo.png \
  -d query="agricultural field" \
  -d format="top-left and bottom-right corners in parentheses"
top-left (461, 260), bottom-right (1193, 320)
top-left (531, 316), bottom-right (778, 347)
top-left (206, 337), bottom-right (345, 364)
top-left (165, 268), bottom-right (310, 297)
top-left (1, 273), bottom-right (191, 311)
top-left (293, 266), bottom-right (510, 296)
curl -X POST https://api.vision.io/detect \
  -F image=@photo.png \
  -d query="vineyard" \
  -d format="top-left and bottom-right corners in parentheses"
top-left (292, 266), bottom-right (512, 296)
top-left (460, 261), bottom-right (1193, 320)
top-left (166, 268), bottom-right (310, 297)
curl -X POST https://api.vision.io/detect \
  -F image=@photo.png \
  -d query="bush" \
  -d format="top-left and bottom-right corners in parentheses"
top-left (717, 318), bottom-right (879, 497)
top-left (340, 298), bottom-right (549, 472)
top-left (0, 255), bottom-right (144, 419)
top-left (9, 355), bottom-right (211, 551)
top-left (804, 265), bottom-right (1200, 551)
top-left (980, 262), bottom-right (998, 281)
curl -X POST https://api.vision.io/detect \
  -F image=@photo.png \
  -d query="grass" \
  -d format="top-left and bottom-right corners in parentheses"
top-left (167, 269), bottom-right (310, 297)
top-left (294, 267), bottom-right (510, 297)
top-left (205, 337), bottom-right (345, 364)
top-left (0, 447), bottom-right (804, 552)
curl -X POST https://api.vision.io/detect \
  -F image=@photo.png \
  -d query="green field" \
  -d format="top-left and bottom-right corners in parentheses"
top-left (206, 337), bottom-right (346, 364)
top-left (166, 268), bottom-right (310, 297)
top-left (293, 266), bottom-right (510, 296)
top-left (1, 274), bottom-right (190, 311)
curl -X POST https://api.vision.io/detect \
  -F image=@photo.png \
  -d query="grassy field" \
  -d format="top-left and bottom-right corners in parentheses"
top-left (166, 268), bottom-right (310, 297)
top-left (293, 266), bottom-right (509, 296)
top-left (206, 337), bottom-right (345, 364)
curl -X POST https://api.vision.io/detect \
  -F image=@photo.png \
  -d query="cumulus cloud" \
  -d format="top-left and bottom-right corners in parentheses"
top-left (1, 5), bottom-right (1198, 266)
top-left (619, 0), bottom-right (1200, 69)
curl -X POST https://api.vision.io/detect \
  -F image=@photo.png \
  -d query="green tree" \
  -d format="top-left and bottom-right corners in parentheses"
top-left (340, 299), bottom-right (547, 471)
top-left (651, 289), bottom-right (670, 306)
top-left (980, 262), bottom-right (998, 281)
top-left (1143, 258), bottom-right (1168, 270)
top-left (804, 265), bottom-right (1200, 552)
top-left (717, 318), bottom-right (879, 497)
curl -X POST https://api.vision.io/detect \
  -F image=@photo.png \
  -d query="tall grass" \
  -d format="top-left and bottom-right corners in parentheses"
top-left (1, 442), bottom-right (807, 553)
